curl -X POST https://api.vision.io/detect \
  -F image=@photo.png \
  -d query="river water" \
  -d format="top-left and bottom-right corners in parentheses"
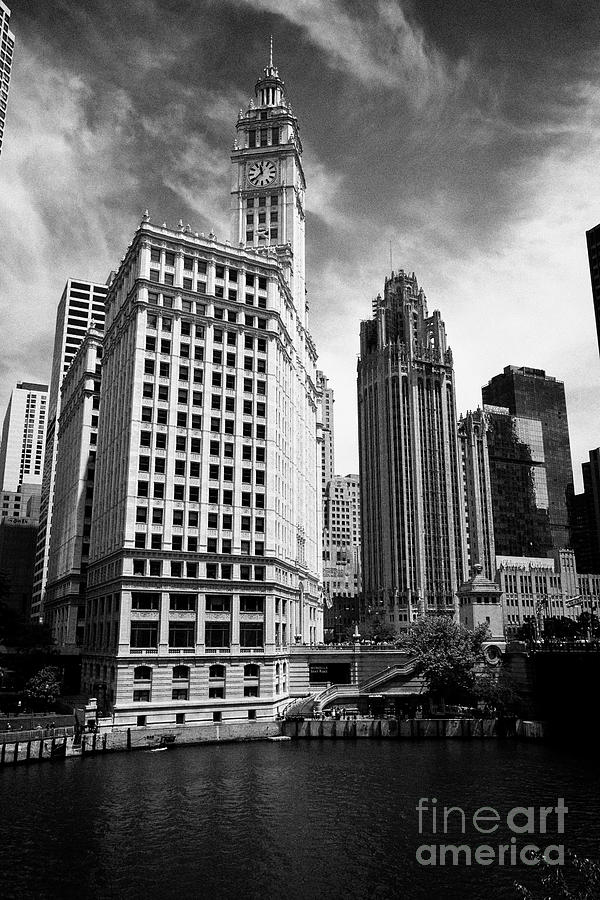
top-left (1, 739), bottom-right (599, 899)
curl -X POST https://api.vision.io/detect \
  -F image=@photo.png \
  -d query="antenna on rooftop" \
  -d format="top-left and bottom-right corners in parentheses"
top-left (389, 240), bottom-right (393, 274)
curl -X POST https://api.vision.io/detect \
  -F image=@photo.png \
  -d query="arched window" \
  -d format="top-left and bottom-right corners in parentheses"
top-left (275, 662), bottom-right (280, 676)
top-left (173, 665), bottom-right (190, 680)
top-left (209, 664), bottom-right (226, 679)
top-left (133, 666), bottom-right (152, 681)
top-left (244, 664), bottom-right (260, 678)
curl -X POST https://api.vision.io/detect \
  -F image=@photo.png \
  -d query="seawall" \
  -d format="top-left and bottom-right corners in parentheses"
top-left (0, 717), bottom-right (546, 766)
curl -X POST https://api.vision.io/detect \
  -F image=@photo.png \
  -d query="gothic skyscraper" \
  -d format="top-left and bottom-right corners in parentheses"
top-left (358, 270), bottom-right (467, 632)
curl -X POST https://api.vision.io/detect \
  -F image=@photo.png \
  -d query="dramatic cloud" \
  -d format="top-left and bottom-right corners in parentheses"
top-left (2, 0), bottom-right (600, 490)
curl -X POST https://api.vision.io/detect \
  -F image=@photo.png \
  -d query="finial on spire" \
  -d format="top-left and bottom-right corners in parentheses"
top-left (269, 35), bottom-right (273, 68)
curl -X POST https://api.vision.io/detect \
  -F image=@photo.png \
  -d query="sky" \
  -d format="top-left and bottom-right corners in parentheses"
top-left (1, 0), bottom-right (600, 490)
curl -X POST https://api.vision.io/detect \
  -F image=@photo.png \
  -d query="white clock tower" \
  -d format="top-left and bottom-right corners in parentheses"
top-left (230, 43), bottom-right (306, 318)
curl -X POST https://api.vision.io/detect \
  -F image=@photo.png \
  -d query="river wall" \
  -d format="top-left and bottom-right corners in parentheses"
top-left (0, 717), bottom-right (546, 766)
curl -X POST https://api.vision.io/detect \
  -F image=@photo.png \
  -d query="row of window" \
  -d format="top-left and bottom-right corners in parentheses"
top-left (130, 621), bottom-right (264, 649)
top-left (133, 663), bottom-right (262, 680)
top-left (139, 414), bottom-right (267, 439)
top-left (131, 593), bottom-right (266, 612)
top-left (129, 558), bottom-right (267, 578)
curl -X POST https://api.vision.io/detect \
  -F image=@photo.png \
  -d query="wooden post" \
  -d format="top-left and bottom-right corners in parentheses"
top-left (1, 741), bottom-right (5, 765)
top-left (39, 738), bottom-right (43, 760)
top-left (13, 741), bottom-right (19, 764)
top-left (102, 733), bottom-right (107, 752)
top-left (127, 728), bottom-right (131, 751)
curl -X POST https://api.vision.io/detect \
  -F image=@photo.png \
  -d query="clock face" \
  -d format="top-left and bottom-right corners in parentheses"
top-left (247, 160), bottom-right (277, 187)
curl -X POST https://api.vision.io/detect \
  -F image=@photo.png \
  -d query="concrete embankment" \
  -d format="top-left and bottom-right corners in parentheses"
top-left (282, 717), bottom-right (545, 740)
top-left (0, 718), bottom-right (546, 767)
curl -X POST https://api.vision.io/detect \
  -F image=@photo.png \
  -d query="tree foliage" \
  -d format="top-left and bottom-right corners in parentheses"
top-left (515, 851), bottom-right (600, 899)
top-left (361, 615), bottom-right (397, 643)
top-left (399, 616), bottom-right (488, 699)
top-left (472, 668), bottom-right (520, 711)
top-left (24, 666), bottom-right (62, 709)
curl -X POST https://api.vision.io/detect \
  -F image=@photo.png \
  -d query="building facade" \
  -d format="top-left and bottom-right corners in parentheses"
top-left (31, 279), bottom-right (107, 622)
top-left (0, 1), bottom-right (14, 157)
top-left (44, 329), bottom-right (103, 650)
top-left (322, 474), bottom-right (361, 639)
top-left (570, 448), bottom-right (600, 574)
top-left (458, 408), bottom-right (495, 579)
top-left (586, 223), bottom-right (600, 356)
top-left (482, 365), bottom-right (574, 554)
top-left (358, 270), bottom-right (467, 631)
top-left (0, 516), bottom-right (38, 617)
top-left (317, 371), bottom-right (334, 495)
top-left (81, 53), bottom-right (322, 726)
top-left (0, 381), bottom-right (48, 493)
top-left (484, 404), bottom-right (554, 558)
top-left (497, 549), bottom-right (599, 637)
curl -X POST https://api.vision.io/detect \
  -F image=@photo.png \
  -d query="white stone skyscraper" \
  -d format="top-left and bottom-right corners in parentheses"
top-left (0, 2), bottom-right (14, 156)
top-left (0, 381), bottom-right (48, 493)
top-left (82, 50), bottom-right (322, 725)
top-left (358, 269), bottom-right (467, 631)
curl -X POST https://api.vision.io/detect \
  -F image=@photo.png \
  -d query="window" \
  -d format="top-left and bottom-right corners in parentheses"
top-left (133, 559), bottom-right (146, 576)
top-left (213, 711), bottom-right (222, 723)
top-left (133, 690), bottom-right (151, 702)
top-left (138, 481), bottom-right (149, 497)
top-left (169, 622), bottom-right (195, 648)
top-left (153, 483), bottom-right (165, 499)
top-left (205, 622), bottom-right (230, 648)
top-left (171, 561), bottom-right (183, 577)
top-left (172, 689), bottom-right (189, 700)
top-left (244, 664), bottom-right (260, 678)
top-left (240, 623), bottom-right (264, 648)
top-left (209, 687), bottom-right (224, 698)
top-left (140, 431), bottom-right (151, 447)
top-left (137, 715), bottom-right (147, 726)
top-left (136, 506), bottom-right (148, 523)
top-left (244, 686), bottom-right (259, 697)
top-left (240, 596), bottom-right (264, 613)
top-left (206, 594), bottom-right (231, 612)
top-left (149, 560), bottom-right (162, 576)
top-left (134, 666), bottom-right (152, 681)
top-left (173, 665), bottom-right (190, 679)
top-left (150, 535), bottom-right (162, 550)
top-left (130, 622), bottom-right (158, 648)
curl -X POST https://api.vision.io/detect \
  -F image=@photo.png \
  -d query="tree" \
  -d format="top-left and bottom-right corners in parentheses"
top-left (399, 616), bottom-right (488, 700)
top-left (361, 615), bottom-right (397, 643)
top-left (472, 668), bottom-right (520, 712)
top-left (24, 666), bottom-right (62, 710)
top-left (515, 852), bottom-right (600, 899)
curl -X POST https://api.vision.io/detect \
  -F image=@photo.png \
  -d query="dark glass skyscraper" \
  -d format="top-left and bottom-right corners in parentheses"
top-left (482, 365), bottom-right (574, 555)
top-left (586, 224), bottom-right (600, 355)
top-left (483, 405), bottom-right (553, 557)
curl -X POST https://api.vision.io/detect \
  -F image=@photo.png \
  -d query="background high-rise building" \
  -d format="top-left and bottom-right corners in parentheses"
top-left (482, 365), bottom-right (574, 554)
top-left (586, 223), bottom-right (600, 355)
top-left (484, 404), bottom-right (554, 558)
top-left (458, 409), bottom-right (495, 579)
top-left (44, 328), bottom-right (103, 650)
top-left (322, 474), bottom-right (361, 639)
top-left (31, 279), bottom-right (107, 621)
top-left (0, 381), bottom-right (48, 493)
top-left (358, 270), bottom-right (467, 631)
top-left (317, 371), bottom-right (334, 495)
top-left (0, 2), bottom-right (14, 156)
top-left (81, 53), bottom-right (322, 724)
top-left (570, 448), bottom-right (600, 574)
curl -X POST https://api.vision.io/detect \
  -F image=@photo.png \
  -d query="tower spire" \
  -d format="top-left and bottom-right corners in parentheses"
top-left (269, 34), bottom-right (273, 68)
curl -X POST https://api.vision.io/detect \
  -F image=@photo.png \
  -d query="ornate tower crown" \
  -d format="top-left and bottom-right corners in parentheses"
top-left (255, 37), bottom-right (286, 108)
